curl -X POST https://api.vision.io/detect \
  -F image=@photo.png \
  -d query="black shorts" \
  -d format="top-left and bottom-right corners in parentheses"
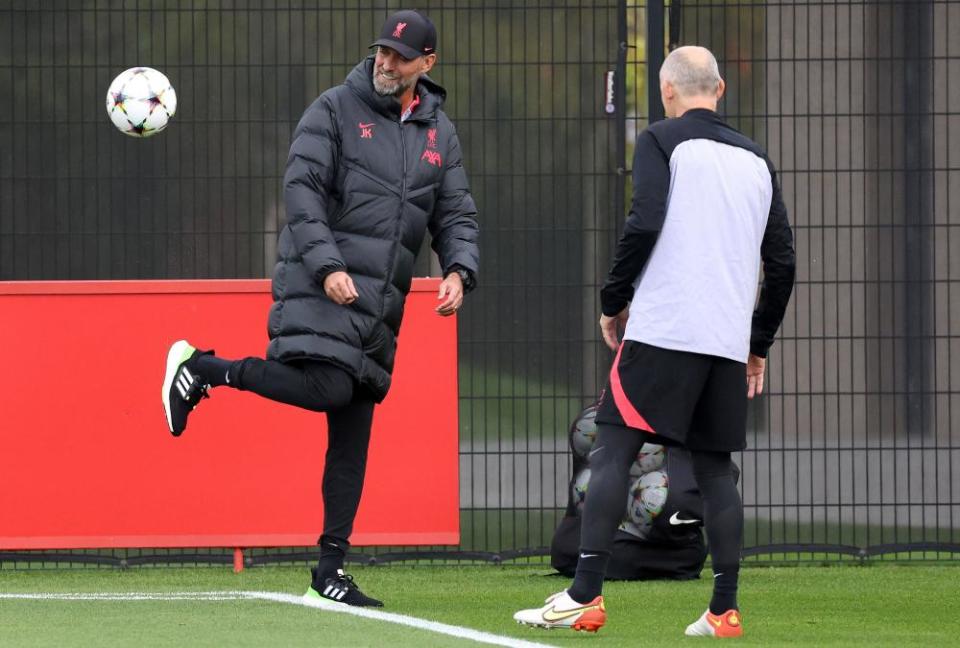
top-left (595, 341), bottom-right (748, 452)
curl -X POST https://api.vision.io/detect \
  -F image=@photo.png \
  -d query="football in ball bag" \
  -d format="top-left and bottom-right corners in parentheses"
top-left (105, 67), bottom-right (177, 137)
top-left (626, 469), bottom-right (669, 533)
top-left (571, 468), bottom-right (591, 512)
top-left (569, 403), bottom-right (599, 460)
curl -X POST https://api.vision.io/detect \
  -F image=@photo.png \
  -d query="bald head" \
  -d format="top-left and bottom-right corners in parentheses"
top-left (658, 46), bottom-right (725, 118)
top-left (660, 46), bottom-right (721, 97)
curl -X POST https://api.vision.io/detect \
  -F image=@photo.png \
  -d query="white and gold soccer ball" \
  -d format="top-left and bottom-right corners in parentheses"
top-left (105, 67), bottom-right (177, 137)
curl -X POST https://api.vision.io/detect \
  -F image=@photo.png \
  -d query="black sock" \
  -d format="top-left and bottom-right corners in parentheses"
top-left (567, 552), bottom-right (610, 603)
top-left (710, 563), bottom-right (740, 614)
top-left (193, 353), bottom-right (232, 388)
top-left (691, 451), bottom-right (743, 614)
top-left (568, 423), bottom-right (645, 603)
top-left (316, 535), bottom-right (347, 580)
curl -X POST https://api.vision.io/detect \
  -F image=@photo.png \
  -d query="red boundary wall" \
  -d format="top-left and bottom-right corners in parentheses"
top-left (0, 279), bottom-right (459, 549)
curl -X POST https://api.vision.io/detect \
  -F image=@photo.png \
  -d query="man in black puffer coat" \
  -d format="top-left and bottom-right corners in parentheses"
top-left (161, 10), bottom-right (479, 607)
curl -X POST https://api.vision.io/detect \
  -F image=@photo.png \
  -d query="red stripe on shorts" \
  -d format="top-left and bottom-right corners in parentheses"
top-left (609, 342), bottom-right (655, 433)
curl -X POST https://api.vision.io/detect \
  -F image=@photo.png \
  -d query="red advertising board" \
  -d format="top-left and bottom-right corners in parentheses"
top-left (0, 279), bottom-right (459, 549)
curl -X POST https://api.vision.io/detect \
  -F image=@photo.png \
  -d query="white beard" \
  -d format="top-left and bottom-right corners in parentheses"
top-left (373, 70), bottom-right (415, 97)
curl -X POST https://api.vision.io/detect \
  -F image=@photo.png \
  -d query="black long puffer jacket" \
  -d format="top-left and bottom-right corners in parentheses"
top-left (266, 56), bottom-right (480, 402)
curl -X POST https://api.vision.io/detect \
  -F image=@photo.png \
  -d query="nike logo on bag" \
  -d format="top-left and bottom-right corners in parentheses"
top-left (579, 553), bottom-right (598, 559)
top-left (669, 512), bottom-right (700, 525)
top-left (588, 446), bottom-right (604, 458)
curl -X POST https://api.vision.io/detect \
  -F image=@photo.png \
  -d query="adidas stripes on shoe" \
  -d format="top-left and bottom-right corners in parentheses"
top-left (161, 340), bottom-right (211, 437)
top-left (304, 568), bottom-right (383, 608)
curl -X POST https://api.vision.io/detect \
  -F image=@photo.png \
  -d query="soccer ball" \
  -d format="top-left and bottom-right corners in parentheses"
top-left (105, 67), bottom-right (177, 137)
top-left (570, 403), bottom-right (599, 460)
top-left (571, 468), bottom-right (591, 512)
top-left (628, 443), bottom-right (666, 477)
top-left (618, 519), bottom-right (647, 539)
top-left (626, 469), bottom-right (669, 531)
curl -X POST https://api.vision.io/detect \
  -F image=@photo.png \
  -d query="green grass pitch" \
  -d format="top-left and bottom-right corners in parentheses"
top-left (1, 564), bottom-right (958, 647)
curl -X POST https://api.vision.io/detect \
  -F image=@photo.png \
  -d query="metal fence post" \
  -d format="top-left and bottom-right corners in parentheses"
top-left (647, 0), bottom-right (666, 124)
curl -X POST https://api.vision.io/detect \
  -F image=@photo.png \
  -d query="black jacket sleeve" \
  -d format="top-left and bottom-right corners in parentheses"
top-left (429, 128), bottom-right (480, 292)
top-left (283, 97), bottom-right (346, 286)
top-left (750, 168), bottom-right (796, 357)
top-left (600, 129), bottom-right (671, 316)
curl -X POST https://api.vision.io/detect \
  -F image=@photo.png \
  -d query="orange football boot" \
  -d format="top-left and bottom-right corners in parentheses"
top-left (684, 609), bottom-right (743, 638)
top-left (513, 591), bottom-right (607, 632)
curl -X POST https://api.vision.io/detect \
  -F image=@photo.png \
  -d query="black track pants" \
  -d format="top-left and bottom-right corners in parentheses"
top-left (202, 356), bottom-right (376, 549)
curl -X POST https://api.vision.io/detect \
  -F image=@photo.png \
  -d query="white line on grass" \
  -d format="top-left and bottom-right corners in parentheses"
top-left (0, 591), bottom-right (246, 601)
top-left (0, 591), bottom-right (557, 648)
top-left (249, 591), bottom-right (557, 648)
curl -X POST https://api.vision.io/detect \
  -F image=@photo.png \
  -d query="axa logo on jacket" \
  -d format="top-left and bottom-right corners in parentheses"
top-left (421, 149), bottom-right (442, 167)
top-left (423, 128), bottom-right (440, 165)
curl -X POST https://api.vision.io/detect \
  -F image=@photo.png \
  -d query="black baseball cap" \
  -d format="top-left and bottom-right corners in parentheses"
top-left (370, 10), bottom-right (437, 60)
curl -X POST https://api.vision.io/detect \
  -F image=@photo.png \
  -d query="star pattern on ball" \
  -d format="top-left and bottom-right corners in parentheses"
top-left (106, 67), bottom-right (176, 138)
